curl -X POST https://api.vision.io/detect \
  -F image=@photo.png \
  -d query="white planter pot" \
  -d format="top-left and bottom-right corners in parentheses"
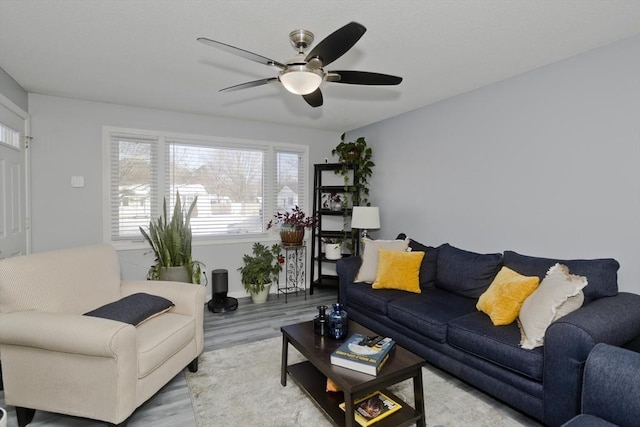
top-left (158, 266), bottom-right (191, 283)
top-left (325, 243), bottom-right (343, 260)
top-left (249, 282), bottom-right (272, 304)
top-left (0, 407), bottom-right (7, 427)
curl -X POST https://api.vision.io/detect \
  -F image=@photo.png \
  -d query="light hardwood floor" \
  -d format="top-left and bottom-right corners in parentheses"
top-left (0, 289), bottom-right (338, 427)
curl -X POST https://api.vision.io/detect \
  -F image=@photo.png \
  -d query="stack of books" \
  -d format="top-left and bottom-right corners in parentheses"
top-left (339, 390), bottom-right (402, 426)
top-left (330, 333), bottom-right (396, 376)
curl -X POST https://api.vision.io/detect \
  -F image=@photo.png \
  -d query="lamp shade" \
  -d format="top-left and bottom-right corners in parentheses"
top-left (351, 207), bottom-right (381, 230)
top-left (279, 66), bottom-right (323, 95)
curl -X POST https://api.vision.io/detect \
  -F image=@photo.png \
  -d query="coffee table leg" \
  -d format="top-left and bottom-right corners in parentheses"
top-left (413, 369), bottom-right (426, 427)
top-left (344, 394), bottom-right (355, 427)
top-left (281, 335), bottom-right (289, 386)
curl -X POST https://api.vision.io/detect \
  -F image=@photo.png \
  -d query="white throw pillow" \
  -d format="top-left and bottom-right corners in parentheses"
top-left (354, 237), bottom-right (410, 283)
top-left (518, 263), bottom-right (587, 349)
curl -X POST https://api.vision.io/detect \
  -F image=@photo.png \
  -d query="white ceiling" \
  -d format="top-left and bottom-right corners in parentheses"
top-left (1, 0), bottom-right (638, 132)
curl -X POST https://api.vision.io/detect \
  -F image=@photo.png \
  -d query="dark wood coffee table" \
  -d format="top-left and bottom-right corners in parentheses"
top-left (281, 320), bottom-right (426, 427)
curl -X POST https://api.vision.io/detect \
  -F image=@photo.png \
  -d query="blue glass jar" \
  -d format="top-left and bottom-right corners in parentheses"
top-left (328, 303), bottom-right (348, 340)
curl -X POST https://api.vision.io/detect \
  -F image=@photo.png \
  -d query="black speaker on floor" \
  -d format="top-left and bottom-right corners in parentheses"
top-left (207, 269), bottom-right (238, 313)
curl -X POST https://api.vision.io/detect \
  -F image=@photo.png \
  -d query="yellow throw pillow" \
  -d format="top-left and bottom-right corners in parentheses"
top-left (476, 266), bottom-right (539, 326)
top-left (372, 248), bottom-right (424, 293)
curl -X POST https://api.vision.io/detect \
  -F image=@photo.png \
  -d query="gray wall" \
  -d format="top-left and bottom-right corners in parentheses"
top-left (28, 94), bottom-right (339, 296)
top-left (348, 35), bottom-right (640, 294)
top-left (0, 66), bottom-right (28, 111)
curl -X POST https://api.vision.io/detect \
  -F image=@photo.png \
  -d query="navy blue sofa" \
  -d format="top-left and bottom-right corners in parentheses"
top-left (561, 343), bottom-right (640, 427)
top-left (337, 236), bottom-right (640, 426)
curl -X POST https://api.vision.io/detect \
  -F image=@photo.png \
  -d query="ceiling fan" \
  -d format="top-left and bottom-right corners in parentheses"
top-left (197, 21), bottom-right (402, 107)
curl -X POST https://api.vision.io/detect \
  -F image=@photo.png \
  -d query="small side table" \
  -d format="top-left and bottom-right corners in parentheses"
top-left (277, 244), bottom-right (307, 303)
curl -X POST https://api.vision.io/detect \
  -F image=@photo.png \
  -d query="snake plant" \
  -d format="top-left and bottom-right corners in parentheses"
top-left (139, 192), bottom-right (204, 283)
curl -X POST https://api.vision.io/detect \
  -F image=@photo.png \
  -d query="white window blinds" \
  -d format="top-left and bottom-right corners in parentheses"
top-left (105, 128), bottom-right (308, 242)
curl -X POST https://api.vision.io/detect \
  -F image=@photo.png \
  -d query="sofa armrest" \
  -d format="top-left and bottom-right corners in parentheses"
top-left (580, 343), bottom-right (640, 426)
top-left (0, 311), bottom-right (136, 357)
top-left (121, 280), bottom-right (206, 317)
top-left (543, 292), bottom-right (640, 426)
top-left (336, 256), bottom-right (362, 306)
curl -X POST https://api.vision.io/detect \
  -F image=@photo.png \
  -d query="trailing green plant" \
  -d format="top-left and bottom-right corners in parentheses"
top-left (139, 192), bottom-right (205, 284)
top-left (331, 133), bottom-right (374, 206)
top-left (321, 236), bottom-right (344, 245)
top-left (237, 242), bottom-right (284, 293)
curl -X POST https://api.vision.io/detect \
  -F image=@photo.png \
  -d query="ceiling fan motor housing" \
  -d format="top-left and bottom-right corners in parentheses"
top-left (289, 29), bottom-right (314, 52)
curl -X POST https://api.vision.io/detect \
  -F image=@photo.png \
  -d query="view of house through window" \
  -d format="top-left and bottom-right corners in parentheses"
top-left (106, 128), bottom-right (307, 242)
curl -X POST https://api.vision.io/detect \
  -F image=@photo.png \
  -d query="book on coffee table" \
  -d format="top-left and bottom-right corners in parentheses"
top-left (330, 333), bottom-right (396, 375)
top-left (339, 390), bottom-right (402, 426)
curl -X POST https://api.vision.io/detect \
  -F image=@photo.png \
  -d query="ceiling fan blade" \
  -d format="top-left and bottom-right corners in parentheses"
top-left (305, 22), bottom-right (366, 68)
top-left (302, 89), bottom-right (323, 107)
top-left (220, 78), bottom-right (278, 92)
top-left (328, 70), bottom-right (403, 85)
top-left (197, 37), bottom-right (285, 69)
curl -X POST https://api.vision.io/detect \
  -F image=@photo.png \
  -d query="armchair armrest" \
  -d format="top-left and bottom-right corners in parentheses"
top-left (580, 343), bottom-right (640, 426)
top-left (543, 292), bottom-right (640, 426)
top-left (336, 256), bottom-right (362, 306)
top-left (121, 280), bottom-right (206, 317)
top-left (0, 311), bottom-right (136, 357)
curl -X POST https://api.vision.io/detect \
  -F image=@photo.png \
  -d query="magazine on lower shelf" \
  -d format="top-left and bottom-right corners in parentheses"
top-left (339, 390), bottom-right (402, 426)
top-left (330, 333), bottom-right (396, 375)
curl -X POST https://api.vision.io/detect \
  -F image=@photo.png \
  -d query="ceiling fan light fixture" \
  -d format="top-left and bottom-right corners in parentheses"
top-left (279, 66), bottom-right (323, 95)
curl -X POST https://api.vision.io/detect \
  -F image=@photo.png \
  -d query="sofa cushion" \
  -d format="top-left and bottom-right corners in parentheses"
top-left (84, 293), bottom-right (174, 326)
top-left (372, 248), bottom-right (424, 293)
top-left (447, 311), bottom-right (544, 381)
top-left (397, 233), bottom-right (439, 288)
top-left (436, 244), bottom-right (503, 298)
top-left (476, 266), bottom-right (539, 325)
top-left (354, 237), bottom-right (410, 283)
top-left (386, 288), bottom-right (478, 343)
top-left (518, 264), bottom-right (587, 349)
top-left (136, 312), bottom-right (195, 378)
top-left (346, 282), bottom-right (408, 315)
top-left (503, 250), bottom-right (618, 304)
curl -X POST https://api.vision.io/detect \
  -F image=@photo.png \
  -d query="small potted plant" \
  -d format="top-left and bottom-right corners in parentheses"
top-left (237, 242), bottom-right (284, 304)
top-left (267, 205), bottom-right (317, 246)
top-left (321, 237), bottom-right (344, 260)
top-left (139, 192), bottom-right (205, 284)
top-left (329, 191), bottom-right (344, 211)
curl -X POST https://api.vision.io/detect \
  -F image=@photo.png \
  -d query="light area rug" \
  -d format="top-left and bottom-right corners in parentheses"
top-left (185, 337), bottom-right (541, 427)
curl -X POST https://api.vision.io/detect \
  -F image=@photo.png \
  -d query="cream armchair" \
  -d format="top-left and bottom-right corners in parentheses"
top-left (0, 244), bottom-right (206, 426)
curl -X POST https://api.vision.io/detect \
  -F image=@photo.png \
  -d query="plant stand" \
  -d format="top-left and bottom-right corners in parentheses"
top-left (277, 244), bottom-right (307, 303)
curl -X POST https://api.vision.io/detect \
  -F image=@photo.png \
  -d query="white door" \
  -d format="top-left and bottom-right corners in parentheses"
top-left (0, 96), bottom-right (29, 259)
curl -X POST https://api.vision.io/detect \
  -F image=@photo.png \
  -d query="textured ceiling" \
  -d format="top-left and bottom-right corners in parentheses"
top-left (1, 0), bottom-right (638, 131)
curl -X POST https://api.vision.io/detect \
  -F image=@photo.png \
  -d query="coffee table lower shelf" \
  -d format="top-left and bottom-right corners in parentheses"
top-left (287, 360), bottom-right (423, 427)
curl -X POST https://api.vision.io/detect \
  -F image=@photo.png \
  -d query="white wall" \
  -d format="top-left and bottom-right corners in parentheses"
top-left (28, 94), bottom-right (340, 297)
top-left (348, 35), bottom-right (640, 294)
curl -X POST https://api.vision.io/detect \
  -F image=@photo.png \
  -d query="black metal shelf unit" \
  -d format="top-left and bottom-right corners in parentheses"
top-left (310, 163), bottom-right (359, 294)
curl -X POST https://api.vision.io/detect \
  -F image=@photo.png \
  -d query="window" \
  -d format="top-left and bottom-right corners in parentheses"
top-left (0, 122), bottom-right (20, 149)
top-left (104, 127), bottom-right (308, 244)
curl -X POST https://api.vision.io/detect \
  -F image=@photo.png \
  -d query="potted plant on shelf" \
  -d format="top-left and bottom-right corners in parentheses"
top-left (237, 242), bottom-right (284, 304)
top-left (332, 133), bottom-right (375, 206)
top-left (139, 192), bottom-right (205, 284)
top-left (321, 237), bottom-right (344, 260)
top-left (328, 191), bottom-right (344, 211)
top-left (267, 205), bottom-right (317, 246)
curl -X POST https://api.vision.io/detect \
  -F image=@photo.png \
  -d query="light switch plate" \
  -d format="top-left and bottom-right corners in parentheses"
top-left (71, 176), bottom-right (85, 188)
